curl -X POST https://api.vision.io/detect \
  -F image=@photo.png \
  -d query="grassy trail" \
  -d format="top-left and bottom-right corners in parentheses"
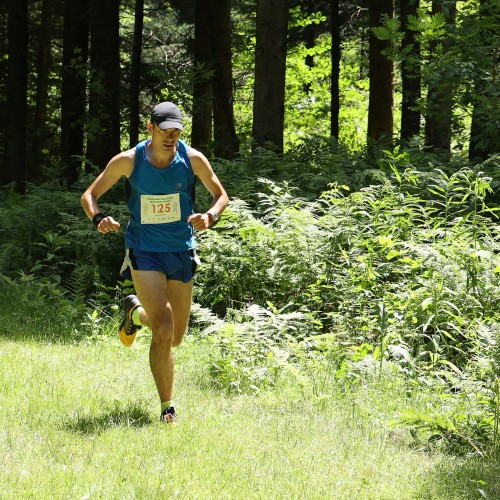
top-left (0, 333), bottom-right (497, 499)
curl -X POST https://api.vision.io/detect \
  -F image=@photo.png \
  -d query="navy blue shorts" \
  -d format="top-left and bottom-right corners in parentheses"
top-left (120, 248), bottom-right (200, 283)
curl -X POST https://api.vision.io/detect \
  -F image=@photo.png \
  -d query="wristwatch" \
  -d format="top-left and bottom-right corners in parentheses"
top-left (207, 210), bottom-right (219, 223)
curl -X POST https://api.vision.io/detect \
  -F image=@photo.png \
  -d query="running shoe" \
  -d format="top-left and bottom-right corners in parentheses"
top-left (118, 294), bottom-right (142, 347)
top-left (160, 406), bottom-right (177, 424)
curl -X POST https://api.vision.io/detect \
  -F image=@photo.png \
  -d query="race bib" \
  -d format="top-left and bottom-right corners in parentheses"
top-left (141, 193), bottom-right (181, 224)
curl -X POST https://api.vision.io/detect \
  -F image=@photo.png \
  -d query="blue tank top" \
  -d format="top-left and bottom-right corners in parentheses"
top-left (125, 139), bottom-right (196, 252)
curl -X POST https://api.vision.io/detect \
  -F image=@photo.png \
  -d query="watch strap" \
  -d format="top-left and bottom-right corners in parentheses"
top-left (207, 210), bottom-right (218, 223)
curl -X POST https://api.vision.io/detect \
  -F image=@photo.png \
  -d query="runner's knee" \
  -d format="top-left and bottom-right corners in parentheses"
top-left (150, 319), bottom-right (174, 346)
top-left (171, 329), bottom-right (186, 348)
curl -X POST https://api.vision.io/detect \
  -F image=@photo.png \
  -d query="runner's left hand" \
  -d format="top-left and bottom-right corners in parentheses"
top-left (188, 213), bottom-right (210, 231)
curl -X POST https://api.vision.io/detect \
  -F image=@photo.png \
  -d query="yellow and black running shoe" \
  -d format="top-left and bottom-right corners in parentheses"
top-left (118, 294), bottom-right (142, 347)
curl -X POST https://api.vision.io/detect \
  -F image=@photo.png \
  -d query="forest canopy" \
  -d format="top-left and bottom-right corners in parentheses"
top-left (1, 0), bottom-right (498, 193)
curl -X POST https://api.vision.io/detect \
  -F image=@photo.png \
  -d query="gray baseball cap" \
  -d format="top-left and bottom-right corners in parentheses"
top-left (151, 102), bottom-right (184, 130)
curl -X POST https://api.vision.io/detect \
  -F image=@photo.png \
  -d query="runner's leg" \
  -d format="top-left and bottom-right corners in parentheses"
top-left (130, 270), bottom-right (193, 403)
top-left (131, 269), bottom-right (174, 402)
top-left (167, 278), bottom-right (193, 347)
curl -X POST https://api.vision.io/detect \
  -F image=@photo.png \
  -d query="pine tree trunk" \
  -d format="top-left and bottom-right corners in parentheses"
top-left (469, 0), bottom-right (499, 161)
top-left (5, 0), bottom-right (28, 193)
top-left (209, 0), bottom-right (239, 159)
top-left (424, 0), bottom-right (456, 159)
top-left (87, 0), bottom-right (121, 169)
top-left (0, 8), bottom-right (6, 172)
top-left (129, 0), bottom-right (144, 149)
top-left (330, 0), bottom-right (341, 139)
top-left (191, 0), bottom-right (213, 155)
top-left (367, 0), bottom-right (394, 146)
top-left (61, 0), bottom-right (90, 184)
top-left (31, 0), bottom-right (55, 182)
top-left (252, 0), bottom-right (290, 153)
top-left (400, 0), bottom-right (421, 143)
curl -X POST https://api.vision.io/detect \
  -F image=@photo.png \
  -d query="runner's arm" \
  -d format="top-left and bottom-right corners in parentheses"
top-left (188, 148), bottom-right (229, 231)
top-left (81, 150), bottom-right (135, 233)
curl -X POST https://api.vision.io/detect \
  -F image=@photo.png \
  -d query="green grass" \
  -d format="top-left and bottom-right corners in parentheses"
top-left (1, 328), bottom-right (499, 500)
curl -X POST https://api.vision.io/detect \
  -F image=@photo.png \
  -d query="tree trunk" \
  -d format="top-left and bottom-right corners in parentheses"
top-left (0, 6), bottom-right (6, 173)
top-left (302, 1), bottom-right (317, 95)
top-left (424, 0), bottom-right (456, 159)
top-left (61, 0), bottom-right (90, 184)
top-left (129, 0), bottom-right (144, 149)
top-left (191, 0), bottom-right (213, 155)
top-left (209, 0), bottom-right (239, 159)
top-left (469, 76), bottom-right (499, 162)
top-left (252, 0), bottom-right (290, 153)
top-left (30, 0), bottom-right (55, 182)
top-left (367, 0), bottom-right (394, 146)
top-left (4, 0), bottom-right (28, 193)
top-left (87, 0), bottom-right (121, 169)
top-left (469, 0), bottom-right (499, 162)
top-left (330, 0), bottom-right (341, 139)
top-left (400, 0), bottom-right (421, 143)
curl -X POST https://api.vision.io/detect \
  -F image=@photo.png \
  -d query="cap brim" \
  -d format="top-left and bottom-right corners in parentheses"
top-left (157, 120), bottom-right (184, 131)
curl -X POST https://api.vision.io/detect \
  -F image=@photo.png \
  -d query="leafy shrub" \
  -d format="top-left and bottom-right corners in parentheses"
top-left (0, 178), bottom-right (129, 299)
top-left (192, 303), bottom-right (318, 393)
top-left (4, 147), bottom-right (500, 453)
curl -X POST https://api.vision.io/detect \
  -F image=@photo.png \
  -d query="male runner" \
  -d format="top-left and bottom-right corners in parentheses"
top-left (81, 102), bottom-right (228, 422)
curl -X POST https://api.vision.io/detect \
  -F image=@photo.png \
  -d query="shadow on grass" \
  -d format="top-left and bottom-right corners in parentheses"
top-left (414, 453), bottom-right (500, 499)
top-left (64, 405), bottom-right (153, 435)
top-left (0, 312), bottom-right (124, 347)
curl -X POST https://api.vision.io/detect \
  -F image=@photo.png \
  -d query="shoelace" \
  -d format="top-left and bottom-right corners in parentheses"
top-left (161, 407), bottom-right (177, 422)
top-left (125, 321), bottom-right (135, 335)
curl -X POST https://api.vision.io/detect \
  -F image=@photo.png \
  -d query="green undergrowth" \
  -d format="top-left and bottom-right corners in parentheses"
top-left (2, 152), bottom-right (500, 496)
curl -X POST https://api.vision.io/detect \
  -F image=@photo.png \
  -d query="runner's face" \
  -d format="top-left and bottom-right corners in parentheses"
top-left (149, 123), bottom-right (182, 151)
top-left (156, 126), bottom-right (181, 140)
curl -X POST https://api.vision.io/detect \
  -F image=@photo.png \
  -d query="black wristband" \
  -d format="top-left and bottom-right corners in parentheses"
top-left (92, 213), bottom-right (106, 228)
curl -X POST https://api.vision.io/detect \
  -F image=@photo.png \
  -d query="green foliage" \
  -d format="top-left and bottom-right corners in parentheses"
top-left (0, 176), bottom-right (129, 292)
top-left (3, 144), bottom-right (500, 455)
top-left (190, 152), bottom-right (500, 455)
top-left (408, 9), bottom-right (447, 45)
top-left (370, 1), bottom-right (499, 157)
top-left (372, 14), bottom-right (404, 61)
top-left (193, 304), bottom-right (313, 394)
top-left (289, 6), bottom-right (327, 29)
